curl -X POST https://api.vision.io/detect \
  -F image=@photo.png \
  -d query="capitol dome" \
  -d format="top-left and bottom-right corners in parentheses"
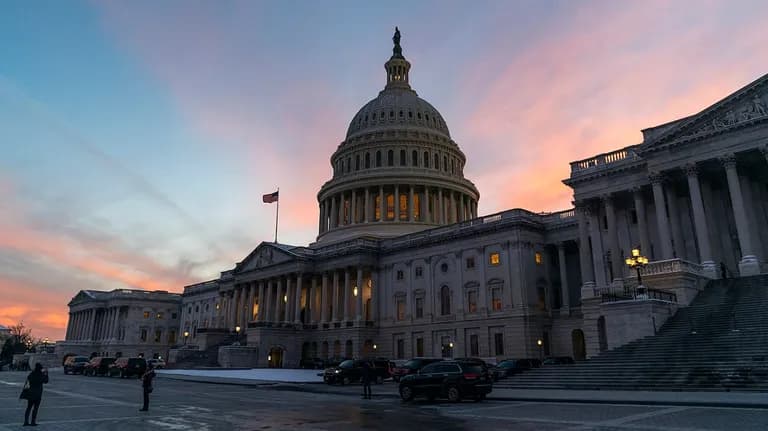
top-left (316, 28), bottom-right (479, 243)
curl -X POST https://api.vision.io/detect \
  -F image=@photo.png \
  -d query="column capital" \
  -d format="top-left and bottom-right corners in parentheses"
top-left (600, 193), bottom-right (614, 204)
top-left (684, 162), bottom-right (699, 177)
top-left (574, 201), bottom-right (591, 216)
top-left (720, 153), bottom-right (737, 169)
top-left (760, 145), bottom-right (768, 159)
top-left (630, 185), bottom-right (644, 194)
top-left (556, 241), bottom-right (567, 250)
top-left (648, 171), bottom-right (665, 185)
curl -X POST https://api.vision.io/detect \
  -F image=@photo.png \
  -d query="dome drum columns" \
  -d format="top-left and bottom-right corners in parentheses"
top-left (317, 184), bottom-right (478, 235)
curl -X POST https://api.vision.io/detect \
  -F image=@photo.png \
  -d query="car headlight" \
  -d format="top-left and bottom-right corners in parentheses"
top-left (334, 370), bottom-right (341, 374)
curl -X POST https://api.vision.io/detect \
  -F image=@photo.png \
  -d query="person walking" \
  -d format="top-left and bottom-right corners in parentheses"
top-left (139, 364), bottom-right (156, 412)
top-left (22, 363), bottom-right (49, 426)
top-left (360, 360), bottom-right (372, 400)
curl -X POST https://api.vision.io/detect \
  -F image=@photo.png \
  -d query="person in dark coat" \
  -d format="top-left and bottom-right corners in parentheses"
top-left (360, 361), bottom-right (372, 400)
top-left (23, 363), bottom-right (48, 426)
top-left (139, 364), bottom-right (156, 412)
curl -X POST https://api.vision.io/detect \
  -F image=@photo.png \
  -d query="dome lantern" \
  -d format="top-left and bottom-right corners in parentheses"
top-left (385, 27), bottom-right (411, 90)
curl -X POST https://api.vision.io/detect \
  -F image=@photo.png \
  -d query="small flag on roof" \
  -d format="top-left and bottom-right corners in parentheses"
top-left (262, 190), bottom-right (279, 203)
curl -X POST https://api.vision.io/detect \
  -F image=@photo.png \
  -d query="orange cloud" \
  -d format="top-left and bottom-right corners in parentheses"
top-left (0, 278), bottom-right (72, 341)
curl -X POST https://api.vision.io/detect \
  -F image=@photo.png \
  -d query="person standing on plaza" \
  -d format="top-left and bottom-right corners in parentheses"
top-left (139, 364), bottom-right (156, 412)
top-left (21, 363), bottom-right (49, 426)
top-left (360, 360), bottom-right (372, 400)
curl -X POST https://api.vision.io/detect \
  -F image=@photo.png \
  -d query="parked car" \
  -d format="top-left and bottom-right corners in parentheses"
top-left (300, 357), bottom-right (326, 369)
top-left (391, 358), bottom-right (442, 382)
top-left (399, 360), bottom-right (493, 402)
top-left (109, 357), bottom-right (147, 378)
top-left (491, 358), bottom-right (541, 380)
top-left (543, 356), bottom-right (575, 365)
top-left (84, 357), bottom-right (115, 376)
top-left (63, 356), bottom-right (90, 375)
top-left (147, 358), bottom-right (166, 369)
top-left (323, 359), bottom-right (390, 385)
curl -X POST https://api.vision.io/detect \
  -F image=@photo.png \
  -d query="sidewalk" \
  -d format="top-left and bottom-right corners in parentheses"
top-left (157, 371), bottom-right (768, 408)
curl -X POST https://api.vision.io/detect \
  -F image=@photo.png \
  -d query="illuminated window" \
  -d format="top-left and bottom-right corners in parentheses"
top-left (492, 287), bottom-right (502, 311)
top-left (396, 299), bottom-right (405, 321)
top-left (387, 194), bottom-right (395, 220)
top-left (413, 194), bottom-right (420, 220)
top-left (215, 303), bottom-right (220, 310)
top-left (399, 194), bottom-right (408, 220)
top-left (535, 252), bottom-right (543, 265)
top-left (143, 311), bottom-right (150, 319)
top-left (467, 291), bottom-right (478, 313)
top-left (156, 312), bottom-right (164, 319)
top-left (375, 195), bottom-right (381, 220)
top-left (490, 253), bottom-right (500, 266)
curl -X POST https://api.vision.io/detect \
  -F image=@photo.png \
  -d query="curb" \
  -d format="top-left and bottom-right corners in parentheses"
top-left (157, 375), bottom-right (768, 408)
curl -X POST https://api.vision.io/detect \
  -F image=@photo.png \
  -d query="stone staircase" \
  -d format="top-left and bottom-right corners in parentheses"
top-left (496, 275), bottom-right (768, 391)
top-left (171, 336), bottom-right (237, 369)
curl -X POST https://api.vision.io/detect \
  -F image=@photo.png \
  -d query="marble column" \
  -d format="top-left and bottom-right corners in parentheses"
top-left (450, 192), bottom-right (456, 223)
top-left (318, 201), bottom-right (324, 235)
top-left (459, 194), bottom-right (465, 222)
top-left (424, 187), bottom-right (431, 223)
top-left (438, 189), bottom-right (445, 224)
top-left (274, 278), bottom-right (284, 323)
top-left (666, 186), bottom-right (686, 259)
top-left (650, 172), bottom-right (674, 259)
top-left (111, 308), bottom-right (120, 340)
top-left (87, 309), bottom-right (96, 341)
top-left (356, 267), bottom-right (364, 322)
top-left (370, 269), bottom-right (378, 321)
top-left (408, 185), bottom-right (415, 222)
top-left (264, 281), bottom-right (274, 322)
top-left (309, 276), bottom-right (318, 324)
top-left (320, 273), bottom-right (329, 323)
top-left (603, 195), bottom-right (622, 283)
top-left (576, 205), bottom-right (595, 293)
top-left (557, 242), bottom-right (570, 311)
top-left (283, 277), bottom-right (292, 322)
top-left (351, 189), bottom-right (357, 224)
top-left (379, 186), bottom-right (385, 222)
top-left (257, 281), bottom-right (265, 322)
top-left (343, 268), bottom-right (352, 321)
top-left (293, 274), bottom-right (303, 324)
top-left (588, 205), bottom-right (607, 288)
top-left (632, 187), bottom-right (651, 257)
top-left (364, 188), bottom-right (371, 222)
top-left (394, 185), bottom-right (400, 221)
top-left (721, 154), bottom-right (760, 275)
top-left (332, 270), bottom-right (340, 322)
top-left (248, 283), bottom-right (256, 322)
top-left (330, 195), bottom-right (338, 228)
top-left (233, 287), bottom-right (241, 327)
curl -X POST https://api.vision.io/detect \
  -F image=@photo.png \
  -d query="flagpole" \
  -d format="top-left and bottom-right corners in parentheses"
top-left (274, 187), bottom-right (279, 243)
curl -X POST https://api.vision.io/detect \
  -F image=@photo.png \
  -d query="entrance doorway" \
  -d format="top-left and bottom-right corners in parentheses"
top-left (268, 346), bottom-right (284, 368)
top-left (571, 329), bottom-right (586, 360)
top-left (597, 316), bottom-right (608, 352)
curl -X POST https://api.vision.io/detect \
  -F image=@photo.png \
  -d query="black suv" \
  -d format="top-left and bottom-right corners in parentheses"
top-left (85, 357), bottom-right (115, 376)
top-left (109, 357), bottom-right (147, 378)
top-left (491, 358), bottom-right (541, 380)
top-left (399, 360), bottom-right (493, 402)
top-left (63, 356), bottom-right (90, 375)
top-left (323, 359), bottom-right (390, 385)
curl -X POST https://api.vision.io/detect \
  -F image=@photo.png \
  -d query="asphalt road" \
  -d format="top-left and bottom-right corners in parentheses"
top-left (0, 371), bottom-right (767, 430)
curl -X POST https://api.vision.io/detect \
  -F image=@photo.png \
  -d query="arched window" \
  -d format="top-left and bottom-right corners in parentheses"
top-left (443, 156), bottom-right (448, 172)
top-left (355, 155), bottom-right (360, 171)
top-left (434, 154), bottom-right (439, 169)
top-left (376, 151), bottom-right (382, 167)
top-left (412, 150), bottom-right (418, 167)
top-left (440, 286), bottom-right (451, 316)
top-left (400, 149), bottom-right (406, 166)
top-left (346, 157), bottom-right (351, 173)
top-left (365, 153), bottom-right (370, 169)
top-left (451, 159), bottom-right (455, 174)
top-left (387, 150), bottom-right (394, 166)
top-left (424, 151), bottom-right (430, 168)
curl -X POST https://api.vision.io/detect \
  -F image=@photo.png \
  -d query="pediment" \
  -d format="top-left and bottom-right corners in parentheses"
top-left (235, 243), bottom-right (296, 273)
top-left (644, 73), bottom-right (768, 148)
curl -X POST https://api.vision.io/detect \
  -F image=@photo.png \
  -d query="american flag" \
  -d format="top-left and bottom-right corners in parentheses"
top-left (262, 190), bottom-right (279, 203)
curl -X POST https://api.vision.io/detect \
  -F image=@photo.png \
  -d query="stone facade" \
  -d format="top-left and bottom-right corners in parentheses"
top-left (57, 289), bottom-right (182, 361)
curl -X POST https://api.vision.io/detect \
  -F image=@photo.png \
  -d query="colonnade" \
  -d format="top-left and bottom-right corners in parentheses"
top-left (318, 185), bottom-right (477, 234)
top-left (66, 307), bottom-right (121, 341)
top-left (221, 267), bottom-right (377, 330)
top-left (577, 151), bottom-right (765, 290)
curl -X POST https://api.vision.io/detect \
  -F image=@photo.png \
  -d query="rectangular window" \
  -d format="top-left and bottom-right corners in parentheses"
top-left (154, 330), bottom-right (162, 343)
top-left (397, 299), bottom-right (406, 321)
top-left (140, 329), bottom-right (148, 342)
top-left (494, 333), bottom-right (504, 355)
top-left (535, 252), bottom-right (543, 265)
top-left (143, 311), bottom-right (150, 319)
top-left (169, 330), bottom-right (176, 344)
top-left (387, 194), bottom-right (395, 220)
top-left (415, 266), bottom-right (423, 278)
top-left (413, 194), bottom-right (420, 220)
top-left (492, 288), bottom-right (502, 311)
top-left (375, 195), bottom-right (381, 220)
top-left (415, 297), bottom-right (424, 319)
top-left (415, 337), bottom-right (424, 357)
top-left (171, 313), bottom-right (178, 319)
top-left (466, 257), bottom-right (475, 269)
top-left (397, 339), bottom-right (405, 359)
top-left (467, 291), bottom-right (478, 313)
top-left (396, 270), bottom-right (404, 280)
top-left (399, 194), bottom-right (408, 220)
top-left (470, 334), bottom-right (479, 356)
top-left (490, 252), bottom-right (500, 266)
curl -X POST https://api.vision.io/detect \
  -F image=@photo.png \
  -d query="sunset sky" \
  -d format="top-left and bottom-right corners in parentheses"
top-left (2, 0), bottom-right (768, 340)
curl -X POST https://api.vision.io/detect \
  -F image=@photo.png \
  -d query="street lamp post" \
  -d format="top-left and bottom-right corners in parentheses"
top-left (183, 331), bottom-right (189, 346)
top-left (235, 326), bottom-right (241, 344)
top-left (536, 339), bottom-right (543, 362)
top-left (625, 247), bottom-right (649, 298)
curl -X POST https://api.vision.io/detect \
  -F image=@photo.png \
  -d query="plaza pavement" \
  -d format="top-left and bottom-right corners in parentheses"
top-left (1, 370), bottom-right (768, 430)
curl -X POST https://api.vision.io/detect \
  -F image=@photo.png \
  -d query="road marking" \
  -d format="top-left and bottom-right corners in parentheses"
top-left (0, 414), bottom-right (167, 427)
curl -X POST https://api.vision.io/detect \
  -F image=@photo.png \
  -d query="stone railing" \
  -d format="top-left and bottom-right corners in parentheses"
top-left (540, 208), bottom-right (576, 226)
top-left (639, 258), bottom-right (705, 277)
top-left (570, 145), bottom-right (641, 174)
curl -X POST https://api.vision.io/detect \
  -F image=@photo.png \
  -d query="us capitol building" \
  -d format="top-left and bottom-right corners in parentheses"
top-left (59, 30), bottom-right (768, 368)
